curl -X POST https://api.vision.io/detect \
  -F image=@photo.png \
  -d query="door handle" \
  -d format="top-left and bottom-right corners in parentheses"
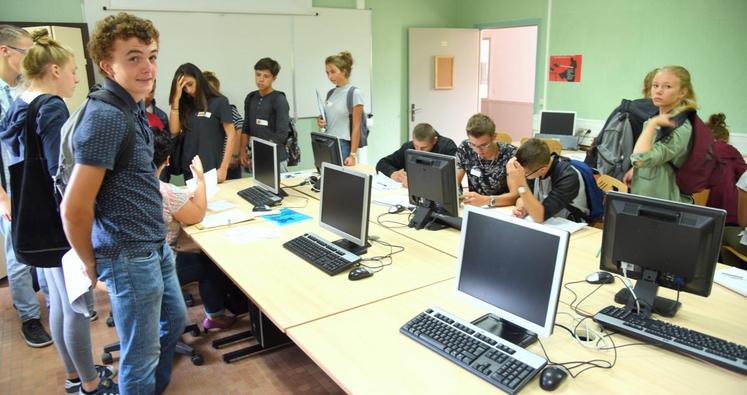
top-left (410, 103), bottom-right (422, 122)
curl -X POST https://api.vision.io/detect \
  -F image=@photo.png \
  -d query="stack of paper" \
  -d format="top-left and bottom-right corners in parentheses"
top-left (714, 267), bottom-right (747, 297)
top-left (197, 209), bottom-right (254, 229)
top-left (373, 172), bottom-right (402, 190)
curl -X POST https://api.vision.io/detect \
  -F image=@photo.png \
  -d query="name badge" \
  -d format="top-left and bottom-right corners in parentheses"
top-left (256, 119), bottom-right (269, 126)
top-left (470, 168), bottom-right (482, 177)
top-left (197, 111), bottom-right (212, 118)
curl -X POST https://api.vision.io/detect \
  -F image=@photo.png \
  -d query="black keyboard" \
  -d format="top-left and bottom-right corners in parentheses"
top-left (283, 232), bottom-right (360, 275)
top-left (594, 305), bottom-right (747, 375)
top-left (401, 307), bottom-right (546, 394)
top-left (237, 186), bottom-right (282, 207)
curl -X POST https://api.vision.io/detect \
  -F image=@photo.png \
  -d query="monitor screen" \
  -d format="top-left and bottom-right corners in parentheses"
top-left (600, 192), bottom-right (725, 299)
top-left (311, 132), bottom-right (343, 172)
top-left (539, 111), bottom-right (576, 136)
top-left (455, 206), bottom-right (568, 337)
top-left (319, 163), bottom-right (371, 247)
top-left (405, 149), bottom-right (460, 229)
top-left (251, 137), bottom-right (279, 194)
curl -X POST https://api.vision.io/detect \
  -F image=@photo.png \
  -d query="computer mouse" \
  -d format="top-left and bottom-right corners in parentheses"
top-left (252, 205), bottom-right (272, 212)
top-left (309, 175), bottom-right (319, 183)
top-left (586, 271), bottom-right (615, 285)
top-left (539, 366), bottom-right (567, 391)
top-left (348, 267), bottom-right (373, 281)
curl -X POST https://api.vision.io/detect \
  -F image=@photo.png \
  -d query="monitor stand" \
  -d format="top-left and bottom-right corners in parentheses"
top-left (409, 206), bottom-right (434, 230)
top-left (471, 314), bottom-right (537, 348)
top-left (332, 238), bottom-right (371, 256)
top-left (614, 269), bottom-right (681, 318)
top-left (277, 188), bottom-right (288, 197)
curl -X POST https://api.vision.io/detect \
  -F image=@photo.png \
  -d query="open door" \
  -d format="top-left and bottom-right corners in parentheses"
top-left (408, 28), bottom-right (479, 145)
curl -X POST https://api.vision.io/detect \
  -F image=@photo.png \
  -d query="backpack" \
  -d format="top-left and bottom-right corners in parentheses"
top-left (584, 98), bottom-right (658, 179)
top-left (567, 159), bottom-right (605, 222)
top-left (661, 110), bottom-right (722, 195)
top-left (244, 91), bottom-right (299, 165)
top-left (8, 94), bottom-right (70, 267)
top-left (54, 87), bottom-right (136, 198)
top-left (326, 86), bottom-right (372, 148)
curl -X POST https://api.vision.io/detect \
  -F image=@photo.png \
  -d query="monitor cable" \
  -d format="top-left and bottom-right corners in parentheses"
top-left (357, 237), bottom-right (405, 273)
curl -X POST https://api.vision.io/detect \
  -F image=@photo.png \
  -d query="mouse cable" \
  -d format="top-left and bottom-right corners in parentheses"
top-left (376, 211), bottom-right (412, 229)
top-left (280, 195), bottom-right (309, 209)
top-left (358, 238), bottom-right (405, 273)
top-left (536, 331), bottom-right (619, 379)
top-left (562, 280), bottom-right (602, 318)
top-left (284, 180), bottom-right (309, 188)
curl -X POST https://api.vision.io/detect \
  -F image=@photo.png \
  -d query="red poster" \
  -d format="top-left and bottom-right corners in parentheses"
top-left (549, 54), bottom-right (582, 82)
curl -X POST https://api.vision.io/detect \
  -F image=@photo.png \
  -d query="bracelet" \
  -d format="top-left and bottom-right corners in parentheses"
top-left (349, 152), bottom-right (357, 158)
top-left (171, 108), bottom-right (179, 112)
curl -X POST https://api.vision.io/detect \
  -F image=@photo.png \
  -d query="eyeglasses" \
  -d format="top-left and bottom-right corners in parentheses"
top-left (467, 141), bottom-right (493, 150)
top-left (525, 166), bottom-right (545, 178)
top-left (4, 45), bottom-right (29, 55)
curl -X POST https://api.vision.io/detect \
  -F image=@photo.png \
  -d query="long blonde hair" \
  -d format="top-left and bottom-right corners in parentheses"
top-left (658, 65), bottom-right (697, 115)
top-left (22, 29), bottom-right (74, 81)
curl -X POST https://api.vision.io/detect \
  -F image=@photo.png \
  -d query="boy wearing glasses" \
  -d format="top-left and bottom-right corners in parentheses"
top-left (506, 138), bottom-right (588, 222)
top-left (456, 113), bottom-right (518, 207)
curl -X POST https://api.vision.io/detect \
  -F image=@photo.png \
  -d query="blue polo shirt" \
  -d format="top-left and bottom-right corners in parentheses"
top-left (73, 79), bottom-right (165, 259)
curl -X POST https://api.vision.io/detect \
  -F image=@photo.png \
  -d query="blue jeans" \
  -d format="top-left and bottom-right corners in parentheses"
top-left (96, 242), bottom-right (187, 395)
top-left (175, 251), bottom-right (228, 317)
top-left (340, 140), bottom-right (351, 160)
top-left (1, 218), bottom-right (44, 322)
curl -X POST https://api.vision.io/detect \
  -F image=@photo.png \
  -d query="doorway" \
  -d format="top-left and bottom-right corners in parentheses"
top-left (478, 25), bottom-right (538, 141)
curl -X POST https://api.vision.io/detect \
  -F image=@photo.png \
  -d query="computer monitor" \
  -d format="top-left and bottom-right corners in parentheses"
top-left (455, 206), bottom-right (569, 346)
top-left (251, 137), bottom-right (286, 197)
top-left (600, 192), bottom-right (726, 318)
top-left (310, 132), bottom-right (343, 191)
top-left (405, 149), bottom-right (461, 231)
top-left (538, 110), bottom-right (578, 149)
top-left (318, 163), bottom-right (372, 255)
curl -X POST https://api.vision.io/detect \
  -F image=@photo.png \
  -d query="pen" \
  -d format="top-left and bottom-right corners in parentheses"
top-left (721, 272), bottom-right (744, 280)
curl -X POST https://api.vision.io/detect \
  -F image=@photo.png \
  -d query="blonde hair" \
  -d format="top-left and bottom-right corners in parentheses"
top-left (0, 24), bottom-right (31, 46)
top-left (202, 70), bottom-right (220, 92)
top-left (22, 29), bottom-right (74, 81)
top-left (88, 12), bottom-right (159, 76)
top-left (325, 51), bottom-right (353, 78)
top-left (658, 65), bottom-right (697, 114)
top-left (642, 68), bottom-right (658, 98)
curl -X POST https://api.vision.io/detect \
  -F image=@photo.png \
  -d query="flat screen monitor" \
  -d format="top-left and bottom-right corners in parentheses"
top-left (539, 111), bottom-right (576, 136)
top-left (455, 206), bottom-right (569, 344)
top-left (319, 163), bottom-right (372, 255)
top-left (251, 137), bottom-right (281, 195)
top-left (405, 149), bottom-right (461, 231)
top-left (600, 192), bottom-right (726, 317)
top-left (311, 132), bottom-right (343, 172)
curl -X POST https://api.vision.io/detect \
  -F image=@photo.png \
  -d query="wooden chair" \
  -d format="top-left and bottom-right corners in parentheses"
top-left (720, 245), bottom-right (747, 270)
top-left (494, 132), bottom-right (512, 144)
top-left (597, 174), bottom-right (628, 193)
top-left (692, 189), bottom-right (710, 206)
top-left (519, 137), bottom-right (563, 155)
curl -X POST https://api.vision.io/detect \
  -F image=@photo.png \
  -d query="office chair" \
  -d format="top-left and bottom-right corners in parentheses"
top-left (720, 245), bottom-right (747, 271)
top-left (692, 189), bottom-right (711, 206)
top-left (596, 174), bottom-right (628, 193)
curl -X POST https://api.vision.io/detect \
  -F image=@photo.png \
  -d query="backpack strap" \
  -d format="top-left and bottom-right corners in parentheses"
top-left (326, 88), bottom-right (334, 101)
top-left (346, 86), bottom-right (356, 113)
top-left (88, 89), bottom-right (136, 172)
top-left (22, 94), bottom-right (58, 163)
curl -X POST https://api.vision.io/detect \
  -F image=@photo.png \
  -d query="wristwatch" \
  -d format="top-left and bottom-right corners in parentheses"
top-left (517, 186), bottom-right (528, 195)
top-left (489, 196), bottom-right (497, 207)
top-left (349, 152), bottom-right (357, 159)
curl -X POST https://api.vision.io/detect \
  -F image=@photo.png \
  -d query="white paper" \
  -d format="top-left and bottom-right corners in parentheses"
top-left (372, 172), bottom-right (403, 191)
top-left (198, 209), bottom-right (254, 229)
top-left (714, 267), bottom-right (747, 298)
top-left (207, 200), bottom-right (235, 212)
top-left (542, 217), bottom-right (588, 234)
top-left (223, 225), bottom-right (281, 244)
top-left (186, 168), bottom-right (218, 199)
top-left (316, 90), bottom-right (326, 122)
top-left (61, 249), bottom-right (92, 315)
top-left (371, 194), bottom-right (414, 209)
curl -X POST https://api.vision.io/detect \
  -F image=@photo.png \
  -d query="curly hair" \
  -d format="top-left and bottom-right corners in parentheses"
top-left (87, 12), bottom-right (159, 76)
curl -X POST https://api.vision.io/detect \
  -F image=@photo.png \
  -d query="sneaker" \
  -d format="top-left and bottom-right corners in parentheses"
top-left (78, 378), bottom-right (119, 395)
top-left (20, 318), bottom-right (53, 348)
top-left (65, 365), bottom-right (118, 394)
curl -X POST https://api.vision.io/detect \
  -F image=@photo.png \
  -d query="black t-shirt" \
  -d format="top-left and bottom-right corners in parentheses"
top-left (181, 95), bottom-right (233, 174)
top-left (242, 90), bottom-right (290, 162)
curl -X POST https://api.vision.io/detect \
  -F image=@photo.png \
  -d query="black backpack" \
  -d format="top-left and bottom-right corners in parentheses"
top-left (584, 98), bottom-right (658, 180)
top-left (9, 94), bottom-right (70, 267)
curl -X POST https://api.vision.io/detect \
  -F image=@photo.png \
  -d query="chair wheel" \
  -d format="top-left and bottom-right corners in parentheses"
top-left (106, 316), bottom-right (115, 327)
top-left (190, 327), bottom-right (201, 337)
top-left (191, 353), bottom-right (204, 366)
top-left (102, 352), bottom-right (113, 365)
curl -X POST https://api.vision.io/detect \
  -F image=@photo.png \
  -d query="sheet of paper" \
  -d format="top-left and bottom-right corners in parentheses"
top-left (197, 209), bottom-right (254, 229)
top-left (61, 249), bottom-right (92, 316)
top-left (542, 217), bottom-right (588, 234)
top-left (372, 172), bottom-right (403, 191)
top-left (223, 225), bottom-right (281, 244)
top-left (186, 168), bottom-right (218, 198)
top-left (207, 200), bottom-right (235, 212)
top-left (714, 267), bottom-right (747, 298)
top-left (371, 194), bottom-right (414, 209)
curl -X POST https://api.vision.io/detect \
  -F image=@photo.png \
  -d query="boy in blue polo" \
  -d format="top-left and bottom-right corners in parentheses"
top-left (239, 57), bottom-right (291, 172)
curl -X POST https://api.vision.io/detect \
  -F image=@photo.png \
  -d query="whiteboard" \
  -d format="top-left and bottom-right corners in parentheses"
top-left (82, 1), bottom-right (372, 119)
top-left (293, 7), bottom-right (372, 118)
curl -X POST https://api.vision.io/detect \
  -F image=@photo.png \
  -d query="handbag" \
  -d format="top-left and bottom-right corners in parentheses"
top-left (9, 94), bottom-right (71, 267)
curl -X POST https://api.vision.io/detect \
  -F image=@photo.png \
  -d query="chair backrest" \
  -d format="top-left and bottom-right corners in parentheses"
top-left (541, 139), bottom-right (563, 155)
top-left (596, 174), bottom-right (628, 193)
top-left (720, 245), bottom-right (747, 270)
top-left (494, 132), bottom-right (512, 144)
top-left (692, 189), bottom-right (711, 206)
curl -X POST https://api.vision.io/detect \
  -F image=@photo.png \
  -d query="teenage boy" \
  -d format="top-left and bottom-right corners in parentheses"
top-left (376, 123), bottom-right (457, 187)
top-left (0, 24), bottom-right (53, 348)
top-left (240, 57), bottom-right (291, 172)
top-left (456, 113), bottom-right (518, 207)
top-left (506, 138), bottom-right (588, 223)
top-left (61, 13), bottom-right (186, 394)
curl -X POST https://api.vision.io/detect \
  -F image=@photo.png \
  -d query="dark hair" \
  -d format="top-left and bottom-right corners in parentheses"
top-left (465, 113), bottom-right (495, 138)
top-left (254, 57), bottom-right (280, 76)
top-left (168, 63), bottom-right (220, 130)
top-left (412, 123), bottom-right (437, 142)
top-left (516, 138), bottom-right (551, 169)
top-left (707, 113), bottom-right (729, 142)
top-left (152, 127), bottom-right (172, 167)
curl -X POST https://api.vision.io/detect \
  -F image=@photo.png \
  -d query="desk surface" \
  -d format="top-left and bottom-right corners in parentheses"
top-left (288, 232), bottom-right (747, 394)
